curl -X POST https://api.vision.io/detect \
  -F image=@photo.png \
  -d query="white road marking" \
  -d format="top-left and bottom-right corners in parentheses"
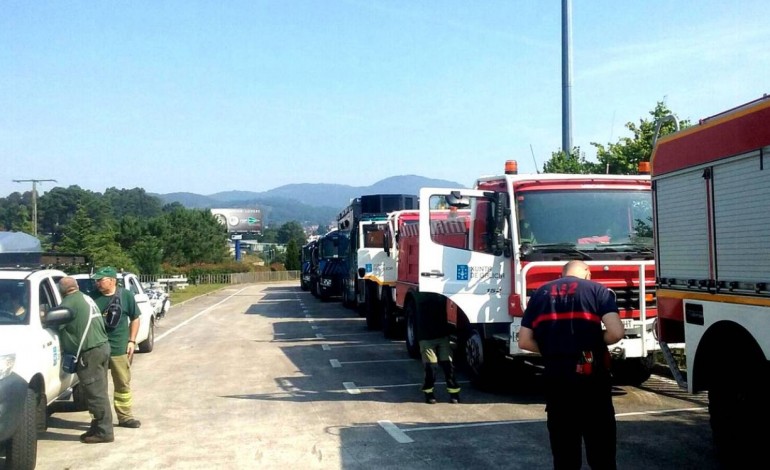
top-left (343, 382), bottom-right (360, 394)
top-left (338, 359), bottom-right (413, 365)
top-left (323, 343), bottom-right (401, 349)
top-left (316, 334), bottom-right (325, 339)
top-left (379, 406), bottom-right (707, 443)
top-left (378, 421), bottom-right (414, 444)
top-left (330, 359), bottom-right (342, 368)
top-left (322, 344), bottom-right (331, 351)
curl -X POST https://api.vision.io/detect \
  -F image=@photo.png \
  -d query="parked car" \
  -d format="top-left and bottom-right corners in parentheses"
top-left (142, 282), bottom-right (172, 320)
top-left (72, 272), bottom-right (157, 353)
top-left (0, 267), bottom-right (85, 469)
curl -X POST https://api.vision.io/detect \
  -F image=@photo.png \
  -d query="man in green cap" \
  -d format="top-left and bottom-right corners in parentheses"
top-left (91, 266), bottom-right (143, 429)
top-left (58, 277), bottom-right (114, 444)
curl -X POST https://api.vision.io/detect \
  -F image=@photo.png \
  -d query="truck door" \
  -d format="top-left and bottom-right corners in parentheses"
top-left (418, 188), bottom-right (510, 324)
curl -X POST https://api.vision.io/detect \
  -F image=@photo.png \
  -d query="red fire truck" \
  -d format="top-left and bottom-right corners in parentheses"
top-left (387, 161), bottom-right (659, 386)
top-left (652, 95), bottom-right (770, 464)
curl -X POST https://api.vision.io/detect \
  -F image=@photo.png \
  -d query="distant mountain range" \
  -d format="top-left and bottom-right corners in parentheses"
top-left (153, 175), bottom-right (463, 228)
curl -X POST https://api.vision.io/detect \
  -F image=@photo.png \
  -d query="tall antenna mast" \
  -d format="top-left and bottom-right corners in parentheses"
top-left (13, 178), bottom-right (57, 237)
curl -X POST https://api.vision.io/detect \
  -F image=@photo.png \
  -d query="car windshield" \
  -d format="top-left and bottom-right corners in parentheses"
top-left (0, 279), bottom-right (31, 325)
top-left (75, 278), bottom-right (100, 298)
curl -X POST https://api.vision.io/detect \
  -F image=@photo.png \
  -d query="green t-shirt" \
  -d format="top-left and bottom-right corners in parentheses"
top-left (59, 291), bottom-right (109, 355)
top-left (93, 287), bottom-right (140, 356)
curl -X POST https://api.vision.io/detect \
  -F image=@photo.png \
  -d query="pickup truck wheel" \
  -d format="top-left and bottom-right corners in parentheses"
top-left (405, 300), bottom-right (420, 359)
top-left (138, 317), bottom-right (155, 353)
top-left (6, 388), bottom-right (39, 470)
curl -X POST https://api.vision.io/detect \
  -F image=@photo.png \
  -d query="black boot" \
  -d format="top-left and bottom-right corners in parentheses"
top-left (424, 391), bottom-right (437, 404)
top-left (449, 393), bottom-right (460, 404)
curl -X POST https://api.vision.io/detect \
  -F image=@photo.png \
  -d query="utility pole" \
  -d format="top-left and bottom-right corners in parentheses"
top-left (561, 0), bottom-right (573, 157)
top-left (13, 178), bottom-right (57, 237)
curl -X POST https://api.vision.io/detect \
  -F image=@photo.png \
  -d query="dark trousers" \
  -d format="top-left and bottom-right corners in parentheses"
top-left (419, 337), bottom-right (460, 394)
top-left (545, 376), bottom-right (616, 470)
top-left (78, 343), bottom-right (114, 438)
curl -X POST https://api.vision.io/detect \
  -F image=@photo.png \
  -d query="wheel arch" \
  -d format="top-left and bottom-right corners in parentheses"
top-left (692, 320), bottom-right (764, 393)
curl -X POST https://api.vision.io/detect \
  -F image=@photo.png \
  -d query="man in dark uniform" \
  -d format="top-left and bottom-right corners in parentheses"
top-left (58, 277), bottom-right (114, 444)
top-left (418, 304), bottom-right (461, 404)
top-left (518, 260), bottom-right (625, 470)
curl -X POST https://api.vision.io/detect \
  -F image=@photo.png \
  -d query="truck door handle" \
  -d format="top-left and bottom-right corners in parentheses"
top-left (421, 271), bottom-right (444, 278)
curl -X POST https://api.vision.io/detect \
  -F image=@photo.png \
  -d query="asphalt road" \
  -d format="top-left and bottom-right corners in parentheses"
top-left (4, 282), bottom-right (720, 469)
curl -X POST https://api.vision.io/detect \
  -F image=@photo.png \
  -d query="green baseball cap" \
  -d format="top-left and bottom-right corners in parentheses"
top-left (92, 266), bottom-right (118, 280)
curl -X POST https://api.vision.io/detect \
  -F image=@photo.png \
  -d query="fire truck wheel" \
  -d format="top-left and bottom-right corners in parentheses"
top-left (610, 356), bottom-right (652, 386)
top-left (365, 285), bottom-right (381, 330)
top-left (708, 339), bottom-right (765, 467)
top-left (381, 295), bottom-right (402, 340)
top-left (405, 300), bottom-right (420, 359)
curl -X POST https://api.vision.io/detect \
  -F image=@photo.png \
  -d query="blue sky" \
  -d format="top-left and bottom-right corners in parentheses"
top-left (2, 1), bottom-right (768, 198)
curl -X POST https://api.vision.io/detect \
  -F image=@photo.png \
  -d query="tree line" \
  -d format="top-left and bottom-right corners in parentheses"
top-left (2, 101), bottom-right (686, 274)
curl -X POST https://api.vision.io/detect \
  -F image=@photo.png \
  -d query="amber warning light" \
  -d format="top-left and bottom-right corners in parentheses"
top-left (638, 161), bottom-right (650, 175)
top-left (505, 160), bottom-right (518, 175)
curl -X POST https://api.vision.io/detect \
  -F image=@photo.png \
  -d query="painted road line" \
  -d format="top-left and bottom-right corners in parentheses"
top-left (322, 344), bottom-right (331, 351)
top-left (343, 382), bottom-right (360, 394)
top-left (155, 286), bottom-right (252, 342)
top-left (316, 334), bottom-right (325, 339)
top-left (379, 406), bottom-right (707, 444)
top-left (323, 343), bottom-right (402, 349)
top-left (330, 359), bottom-right (342, 368)
top-left (378, 421), bottom-right (414, 444)
top-left (338, 359), bottom-right (413, 365)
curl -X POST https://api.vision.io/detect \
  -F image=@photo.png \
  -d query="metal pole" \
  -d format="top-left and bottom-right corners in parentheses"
top-left (561, 0), bottom-right (573, 156)
top-left (13, 178), bottom-right (57, 237)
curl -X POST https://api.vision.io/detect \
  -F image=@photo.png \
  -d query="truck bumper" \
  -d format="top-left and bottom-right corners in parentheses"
top-left (0, 372), bottom-right (28, 442)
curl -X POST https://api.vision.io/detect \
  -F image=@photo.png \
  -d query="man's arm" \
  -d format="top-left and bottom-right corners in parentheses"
top-left (601, 312), bottom-right (625, 345)
top-left (517, 326), bottom-right (540, 353)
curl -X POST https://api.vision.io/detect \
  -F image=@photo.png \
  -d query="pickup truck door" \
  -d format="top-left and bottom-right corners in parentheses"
top-left (122, 274), bottom-right (153, 343)
top-left (38, 276), bottom-right (77, 400)
top-left (418, 187), bottom-right (511, 325)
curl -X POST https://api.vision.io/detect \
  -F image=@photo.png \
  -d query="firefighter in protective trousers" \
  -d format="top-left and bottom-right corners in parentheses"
top-left (518, 260), bottom-right (625, 470)
top-left (418, 303), bottom-right (460, 404)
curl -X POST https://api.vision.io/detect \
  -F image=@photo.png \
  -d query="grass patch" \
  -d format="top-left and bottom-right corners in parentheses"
top-left (169, 283), bottom-right (228, 305)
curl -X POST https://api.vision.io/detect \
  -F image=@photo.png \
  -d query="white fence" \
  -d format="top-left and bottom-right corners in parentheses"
top-left (138, 271), bottom-right (301, 287)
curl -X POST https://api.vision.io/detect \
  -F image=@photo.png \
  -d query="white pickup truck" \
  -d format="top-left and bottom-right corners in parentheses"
top-left (72, 271), bottom-right (157, 353)
top-left (0, 266), bottom-right (86, 469)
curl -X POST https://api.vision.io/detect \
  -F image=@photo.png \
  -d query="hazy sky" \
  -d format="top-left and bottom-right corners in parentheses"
top-left (2, 1), bottom-right (768, 198)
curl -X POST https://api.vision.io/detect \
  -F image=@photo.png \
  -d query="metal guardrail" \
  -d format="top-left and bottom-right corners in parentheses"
top-left (138, 271), bottom-right (301, 285)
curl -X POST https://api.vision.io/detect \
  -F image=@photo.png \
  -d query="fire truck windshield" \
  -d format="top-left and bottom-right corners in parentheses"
top-left (319, 232), bottom-right (350, 259)
top-left (517, 189), bottom-right (652, 254)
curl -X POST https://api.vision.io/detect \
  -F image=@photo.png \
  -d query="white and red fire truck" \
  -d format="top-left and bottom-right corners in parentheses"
top-left (386, 161), bottom-right (659, 386)
top-left (652, 95), bottom-right (770, 464)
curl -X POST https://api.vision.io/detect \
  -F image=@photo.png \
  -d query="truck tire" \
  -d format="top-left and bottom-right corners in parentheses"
top-left (460, 329), bottom-right (502, 389)
top-left (708, 335), bottom-right (766, 467)
top-left (381, 292), bottom-right (402, 340)
top-left (365, 284), bottom-right (381, 331)
top-left (6, 388), bottom-right (38, 470)
top-left (138, 317), bottom-right (155, 353)
top-left (611, 356), bottom-right (653, 386)
top-left (405, 299), bottom-right (420, 359)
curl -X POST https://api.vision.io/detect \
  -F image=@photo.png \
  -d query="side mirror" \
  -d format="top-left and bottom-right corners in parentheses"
top-left (43, 306), bottom-right (74, 328)
top-left (445, 191), bottom-right (470, 208)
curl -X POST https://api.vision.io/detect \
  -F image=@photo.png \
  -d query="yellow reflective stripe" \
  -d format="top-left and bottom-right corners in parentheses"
top-left (447, 387), bottom-right (461, 394)
top-left (422, 387), bottom-right (434, 393)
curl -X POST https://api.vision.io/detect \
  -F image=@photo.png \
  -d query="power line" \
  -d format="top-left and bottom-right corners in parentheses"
top-left (12, 178), bottom-right (57, 237)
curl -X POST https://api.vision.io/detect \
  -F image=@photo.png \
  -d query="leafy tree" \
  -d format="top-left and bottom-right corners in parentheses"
top-left (104, 187), bottom-right (163, 219)
top-left (130, 237), bottom-right (164, 275)
top-left (57, 205), bottom-right (94, 253)
top-left (277, 221), bottom-right (307, 245)
top-left (542, 101), bottom-right (690, 175)
top-left (590, 101), bottom-right (689, 174)
top-left (284, 239), bottom-right (301, 270)
top-left (542, 146), bottom-right (601, 174)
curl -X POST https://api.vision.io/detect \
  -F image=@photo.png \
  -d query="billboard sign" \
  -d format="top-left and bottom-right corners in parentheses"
top-left (211, 208), bottom-right (262, 234)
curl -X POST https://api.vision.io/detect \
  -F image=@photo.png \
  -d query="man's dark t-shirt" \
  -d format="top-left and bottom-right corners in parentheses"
top-left (521, 275), bottom-right (618, 378)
